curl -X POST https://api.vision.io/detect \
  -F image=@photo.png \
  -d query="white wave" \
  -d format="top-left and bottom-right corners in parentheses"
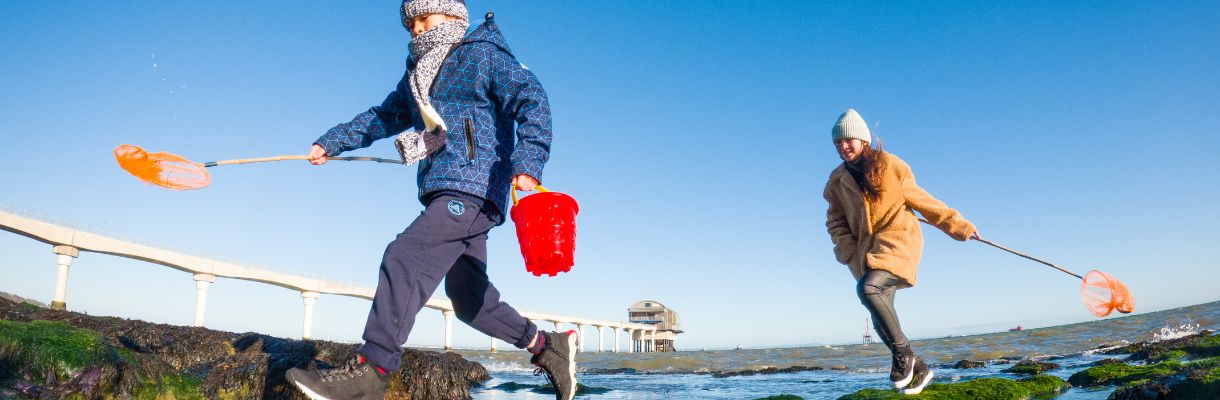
top-left (1151, 321), bottom-right (1201, 342)
top-left (479, 361), bottom-right (536, 373)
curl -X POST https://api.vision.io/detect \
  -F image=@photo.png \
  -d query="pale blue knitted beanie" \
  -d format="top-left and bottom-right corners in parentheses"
top-left (832, 109), bottom-right (871, 143)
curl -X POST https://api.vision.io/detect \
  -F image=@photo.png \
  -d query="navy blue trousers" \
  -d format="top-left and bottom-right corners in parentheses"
top-left (361, 194), bottom-right (538, 371)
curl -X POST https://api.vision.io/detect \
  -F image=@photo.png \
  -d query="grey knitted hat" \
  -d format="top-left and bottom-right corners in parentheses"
top-left (401, 0), bottom-right (469, 28)
top-left (832, 109), bottom-right (871, 143)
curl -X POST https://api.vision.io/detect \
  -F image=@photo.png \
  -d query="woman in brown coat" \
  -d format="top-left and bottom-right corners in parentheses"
top-left (823, 109), bottom-right (979, 395)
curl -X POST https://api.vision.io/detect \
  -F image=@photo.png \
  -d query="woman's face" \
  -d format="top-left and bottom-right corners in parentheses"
top-left (836, 138), bottom-right (866, 162)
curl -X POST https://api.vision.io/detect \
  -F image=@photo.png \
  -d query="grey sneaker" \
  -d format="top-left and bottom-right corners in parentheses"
top-left (530, 330), bottom-right (578, 400)
top-left (285, 354), bottom-right (389, 400)
top-left (902, 357), bottom-right (934, 395)
top-left (890, 354), bottom-right (916, 388)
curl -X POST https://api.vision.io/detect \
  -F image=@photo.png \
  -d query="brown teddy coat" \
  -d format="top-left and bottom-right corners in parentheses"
top-left (823, 151), bottom-right (975, 287)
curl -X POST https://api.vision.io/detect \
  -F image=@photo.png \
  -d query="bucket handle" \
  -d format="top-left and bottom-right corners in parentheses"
top-left (511, 185), bottom-right (550, 206)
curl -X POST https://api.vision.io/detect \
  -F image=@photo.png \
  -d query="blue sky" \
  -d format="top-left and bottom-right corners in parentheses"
top-left (1, 1), bottom-right (1218, 350)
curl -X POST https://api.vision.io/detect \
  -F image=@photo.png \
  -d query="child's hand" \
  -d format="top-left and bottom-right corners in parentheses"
top-left (308, 144), bottom-right (328, 165)
top-left (512, 174), bottom-right (539, 191)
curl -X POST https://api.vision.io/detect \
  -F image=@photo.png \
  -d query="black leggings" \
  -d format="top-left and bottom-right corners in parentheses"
top-left (857, 269), bottom-right (912, 356)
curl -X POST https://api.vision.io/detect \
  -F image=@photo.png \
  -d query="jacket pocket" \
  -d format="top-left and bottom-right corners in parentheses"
top-left (463, 118), bottom-right (476, 164)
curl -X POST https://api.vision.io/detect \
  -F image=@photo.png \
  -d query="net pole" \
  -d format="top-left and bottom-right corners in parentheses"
top-left (914, 217), bottom-right (1084, 280)
top-left (972, 238), bottom-right (1084, 280)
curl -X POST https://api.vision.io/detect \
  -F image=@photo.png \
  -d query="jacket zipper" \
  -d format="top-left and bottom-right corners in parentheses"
top-left (464, 118), bottom-right (476, 163)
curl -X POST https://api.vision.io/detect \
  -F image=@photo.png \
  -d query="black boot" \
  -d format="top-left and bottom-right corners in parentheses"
top-left (902, 356), bottom-right (934, 395)
top-left (530, 330), bottom-right (578, 400)
top-left (890, 353), bottom-right (916, 388)
top-left (285, 354), bottom-right (389, 400)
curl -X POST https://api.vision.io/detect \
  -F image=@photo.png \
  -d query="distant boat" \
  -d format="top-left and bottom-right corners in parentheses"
top-left (1009, 325), bottom-right (1024, 332)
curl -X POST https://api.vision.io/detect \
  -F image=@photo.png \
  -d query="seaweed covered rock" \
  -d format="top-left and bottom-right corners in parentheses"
top-left (710, 365), bottom-right (824, 378)
top-left (1002, 360), bottom-right (1060, 375)
top-left (1104, 330), bottom-right (1217, 361)
top-left (837, 375), bottom-right (1069, 400)
top-left (951, 360), bottom-right (985, 369)
top-left (1068, 361), bottom-right (1181, 387)
top-left (0, 296), bottom-right (488, 399)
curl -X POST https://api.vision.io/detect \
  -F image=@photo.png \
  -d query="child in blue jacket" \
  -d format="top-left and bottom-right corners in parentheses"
top-left (286, 1), bottom-right (577, 399)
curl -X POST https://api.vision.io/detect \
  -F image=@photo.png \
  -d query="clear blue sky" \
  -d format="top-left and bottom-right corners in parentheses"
top-left (2, 1), bottom-right (1218, 350)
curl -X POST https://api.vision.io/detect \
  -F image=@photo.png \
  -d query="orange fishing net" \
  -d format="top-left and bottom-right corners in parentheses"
top-left (114, 144), bottom-right (210, 190)
top-left (1081, 269), bottom-right (1135, 317)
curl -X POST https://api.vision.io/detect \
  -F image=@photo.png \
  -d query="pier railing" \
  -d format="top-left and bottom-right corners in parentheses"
top-left (0, 208), bottom-right (660, 352)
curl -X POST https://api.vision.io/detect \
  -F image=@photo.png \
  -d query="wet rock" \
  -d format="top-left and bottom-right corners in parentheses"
top-left (1092, 357), bottom-right (1124, 366)
top-left (0, 296), bottom-right (488, 399)
top-left (1003, 360), bottom-right (1060, 375)
top-left (952, 360), bottom-right (985, 369)
top-left (838, 375), bottom-right (1069, 400)
top-left (709, 365), bottom-right (823, 378)
top-left (1110, 380), bottom-right (1171, 400)
top-left (1104, 330), bottom-right (1217, 361)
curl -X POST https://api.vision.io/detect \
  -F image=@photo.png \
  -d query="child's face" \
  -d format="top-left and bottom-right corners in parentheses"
top-left (408, 14), bottom-right (459, 37)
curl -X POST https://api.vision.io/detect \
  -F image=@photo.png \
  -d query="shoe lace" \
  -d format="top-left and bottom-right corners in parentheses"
top-left (533, 365), bottom-right (557, 388)
top-left (319, 357), bottom-right (366, 382)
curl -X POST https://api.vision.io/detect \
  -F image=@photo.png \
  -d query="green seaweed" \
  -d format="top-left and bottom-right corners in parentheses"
top-left (1182, 334), bottom-right (1220, 358)
top-left (1151, 350), bottom-right (1188, 363)
top-left (1068, 360), bottom-right (1181, 387)
top-left (838, 375), bottom-right (1068, 400)
top-left (1003, 361), bottom-right (1058, 375)
top-left (130, 374), bottom-right (205, 400)
top-left (0, 319), bottom-right (112, 381)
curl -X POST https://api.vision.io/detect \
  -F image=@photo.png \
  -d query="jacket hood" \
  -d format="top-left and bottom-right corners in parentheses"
top-left (462, 14), bottom-right (514, 57)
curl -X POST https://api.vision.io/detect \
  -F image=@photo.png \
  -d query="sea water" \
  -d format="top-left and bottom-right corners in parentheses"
top-left (456, 301), bottom-right (1219, 399)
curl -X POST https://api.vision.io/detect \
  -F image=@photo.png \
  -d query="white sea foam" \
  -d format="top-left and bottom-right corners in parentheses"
top-left (1152, 321), bottom-right (1201, 342)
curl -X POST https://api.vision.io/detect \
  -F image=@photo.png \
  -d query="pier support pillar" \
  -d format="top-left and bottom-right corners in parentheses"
top-left (626, 329), bottom-right (635, 353)
top-left (612, 327), bottom-right (620, 352)
top-left (50, 245), bottom-right (79, 311)
top-left (192, 273), bottom-right (215, 327)
top-left (490, 337), bottom-right (498, 353)
top-left (650, 330), bottom-right (656, 352)
top-left (300, 291), bottom-right (320, 339)
top-left (597, 326), bottom-right (605, 352)
top-left (576, 324), bottom-right (587, 353)
top-left (443, 310), bottom-right (455, 351)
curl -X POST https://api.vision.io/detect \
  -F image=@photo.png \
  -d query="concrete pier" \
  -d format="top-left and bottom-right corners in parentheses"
top-left (2, 209), bottom-right (660, 351)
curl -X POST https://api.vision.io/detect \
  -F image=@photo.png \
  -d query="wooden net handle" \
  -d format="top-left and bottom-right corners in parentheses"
top-left (203, 155), bottom-right (404, 167)
top-left (916, 217), bottom-right (1083, 280)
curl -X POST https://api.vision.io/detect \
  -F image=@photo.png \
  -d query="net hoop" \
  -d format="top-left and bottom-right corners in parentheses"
top-left (1080, 269), bottom-right (1135, 317)
top-left (114, 144), bottom-right (211, 190)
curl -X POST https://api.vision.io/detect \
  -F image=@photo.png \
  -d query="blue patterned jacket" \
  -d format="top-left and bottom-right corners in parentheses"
top-left (314, 15), bottom-right (552, 218)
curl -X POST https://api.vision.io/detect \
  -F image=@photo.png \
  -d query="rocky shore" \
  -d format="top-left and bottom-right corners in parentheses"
top-left (0, 296), bottom-right (488, 399)
top-left (829, 330), bottom-right (1220, 400)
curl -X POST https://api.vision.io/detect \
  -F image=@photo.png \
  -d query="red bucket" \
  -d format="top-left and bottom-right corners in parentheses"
top-left (510, 186), bottom-right (579, 276)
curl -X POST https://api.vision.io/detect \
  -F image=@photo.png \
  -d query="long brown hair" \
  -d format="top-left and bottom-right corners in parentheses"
top-left (844, 143), bottom-right (886, 202)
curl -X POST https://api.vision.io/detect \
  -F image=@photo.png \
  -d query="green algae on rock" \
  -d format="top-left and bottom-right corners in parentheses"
top-left (837, 375), bottom-right (1069, 400)
top-left (1002, 360), bottom-right (1060, 375)
top-left (0, 319), bottom-right (113, 382)
top-left (1068, 360), bottom-right (1181, 387)
top-left (0, 296), bottom-right (488, 399)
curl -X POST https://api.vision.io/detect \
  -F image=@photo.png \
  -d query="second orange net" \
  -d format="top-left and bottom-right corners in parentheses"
top-left (1081, 269), bottom-right (1135, 317)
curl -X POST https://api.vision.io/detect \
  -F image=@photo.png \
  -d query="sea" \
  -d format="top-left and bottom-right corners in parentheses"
top-left (454, 300), bottom-right (1219, 399)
